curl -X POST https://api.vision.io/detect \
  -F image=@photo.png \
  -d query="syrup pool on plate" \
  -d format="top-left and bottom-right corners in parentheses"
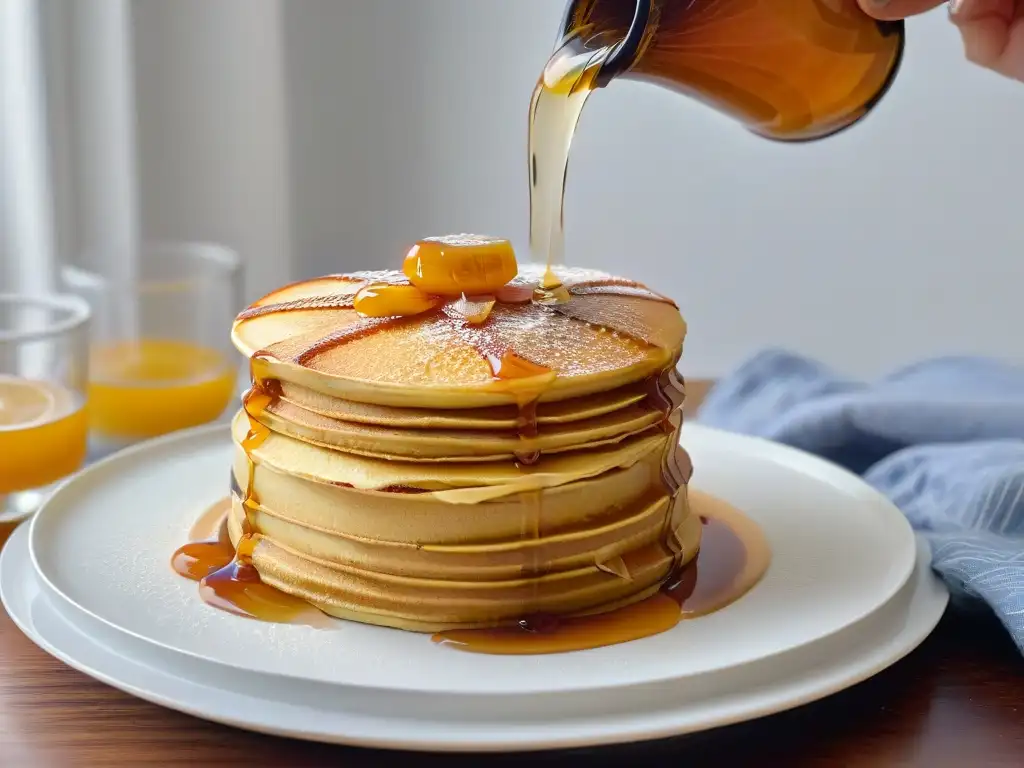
top-left (171, 386), bottom-right (334, 628)
top-left (432, 491), bottom-right (771, 655)
top-left (0, 375), bottom-right (87, 496)
top-left (172, 490), bottom-right (771, 654)
top-left (88, 339), bottom-right (236, 441)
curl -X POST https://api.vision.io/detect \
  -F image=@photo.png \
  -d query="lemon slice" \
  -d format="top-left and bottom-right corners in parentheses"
top-left (0, 376), bottom-right (73, 429)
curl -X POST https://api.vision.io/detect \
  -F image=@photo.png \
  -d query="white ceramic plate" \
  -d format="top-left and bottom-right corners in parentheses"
top-left (28, 423), bottom-right (918, 696)
top-left (2, 523), bottom-right (948, 751)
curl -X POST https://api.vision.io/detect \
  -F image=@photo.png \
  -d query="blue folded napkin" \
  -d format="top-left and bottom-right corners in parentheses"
top-left (696, 350), bottom-right (1024, 654)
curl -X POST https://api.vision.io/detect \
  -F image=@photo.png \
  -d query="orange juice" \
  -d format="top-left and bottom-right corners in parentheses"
top-left (0, 376), bottom-right (88, 494)
top-left (88, 339), bottom-right (237, 440)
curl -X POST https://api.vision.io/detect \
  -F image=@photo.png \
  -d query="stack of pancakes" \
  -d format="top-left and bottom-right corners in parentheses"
top-left (229, 263), bottom-right (698, 632)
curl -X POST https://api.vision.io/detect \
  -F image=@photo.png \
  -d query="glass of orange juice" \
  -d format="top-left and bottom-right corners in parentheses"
top-left (0, 293), bottom-right (91, 530)
top-left (62, 242), bottom-right (243, 456)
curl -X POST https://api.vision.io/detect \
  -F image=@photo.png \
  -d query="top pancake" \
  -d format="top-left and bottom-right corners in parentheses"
top-left (231, 264), bottom-right (686, 409)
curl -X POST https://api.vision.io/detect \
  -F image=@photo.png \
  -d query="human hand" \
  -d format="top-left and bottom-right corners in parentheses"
top-left (858, 1), bottom-right (1024, 83)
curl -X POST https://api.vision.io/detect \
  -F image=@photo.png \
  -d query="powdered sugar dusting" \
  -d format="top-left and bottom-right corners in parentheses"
top-left (296, 315), bottom-right (411, 365)
top-left (569, 282), bottom-right (676, 307)
top-left (344, 270), bottom-right (409, 285)
top-left (237, 293), bottom-right (358, 322)
top-left (234, 263), bottom-right (681, 382)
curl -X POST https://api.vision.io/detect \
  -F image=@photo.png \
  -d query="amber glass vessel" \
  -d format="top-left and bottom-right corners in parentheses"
top-left (555, 0), bottom-right (905, 141)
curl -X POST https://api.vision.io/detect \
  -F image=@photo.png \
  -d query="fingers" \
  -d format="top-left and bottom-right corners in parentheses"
top-left (862, 0), bottom-right (1024, 85)
top-left (948, 0), bottom-right (1016, 73)
top-left (856, 0), bottom-right (948, 20)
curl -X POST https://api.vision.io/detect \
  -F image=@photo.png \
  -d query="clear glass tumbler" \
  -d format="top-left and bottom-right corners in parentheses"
top-left (62, 242), bottom-right (243, 454)
top-left (0, 293), bottom-right (91, 531)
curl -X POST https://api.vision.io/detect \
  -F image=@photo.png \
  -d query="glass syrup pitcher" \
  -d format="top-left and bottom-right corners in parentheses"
top-left (527, 0), bottom-right (905, 270)
top-left (550, 0), bottom-right (905, 142)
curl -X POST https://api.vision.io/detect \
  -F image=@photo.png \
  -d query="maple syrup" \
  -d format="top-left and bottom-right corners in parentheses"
top-left (528, 38), bottom-right (606, 276)
top-left (432, 490), bottom-right (770, 654)
top-left (188, 496), bottom-right (233, 540)
top-left (198, 535), bottom-right (325, 624)
top-left (171, 503), bottom-right (328, 624)
top-left (513, 399), bottom-right (541, 465)
top-left (486, 349), bottom-right (554, 466)
top-left (171, 350), bottom-right (328, 624)
top-left (170, 497), bottom-right (234, 581)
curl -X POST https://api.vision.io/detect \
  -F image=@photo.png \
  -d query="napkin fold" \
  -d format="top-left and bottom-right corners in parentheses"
top-left (696, 350), bottom-right (1024, 654)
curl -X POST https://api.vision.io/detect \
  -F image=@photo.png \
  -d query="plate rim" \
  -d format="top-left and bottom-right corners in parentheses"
top-left (2, 522), bottom-right (948, 752)
top-left (27, 421), bottom-right (919, 695)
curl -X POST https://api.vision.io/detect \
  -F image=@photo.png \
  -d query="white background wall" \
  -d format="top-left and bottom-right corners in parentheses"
top-left (140, 1), bottom-right (1024, 379)
top-left (132, 0), bottom-right (292, 302)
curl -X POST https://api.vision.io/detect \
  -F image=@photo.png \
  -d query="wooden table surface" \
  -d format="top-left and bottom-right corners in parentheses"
top-left (2, 381), bottom-right (1021, 767)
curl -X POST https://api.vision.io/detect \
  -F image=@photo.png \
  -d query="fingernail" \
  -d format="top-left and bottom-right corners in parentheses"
top-left (949, 0), bottom-right (965, 16)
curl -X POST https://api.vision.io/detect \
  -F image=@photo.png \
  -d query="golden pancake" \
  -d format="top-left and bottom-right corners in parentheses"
top-left (255, 397), bottom-right (663, 462)
top-left (231, 408), bottom-right (670, 502)
top-left (231, 435), bottom-right (667, 544)
top-left (230, 500), bottom-right (702, 631)
top-left (231, 264), bottom-right (686, 408)
top-left (276, 378), bottom-right (649, 429)
top-left (228, 493), bottom-right (674, 580)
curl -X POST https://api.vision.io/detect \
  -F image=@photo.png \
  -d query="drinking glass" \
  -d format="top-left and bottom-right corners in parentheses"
top-left (0, 293), bottom-right (91, 531)
top-left (62, 242), bottom-right (243, 454)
